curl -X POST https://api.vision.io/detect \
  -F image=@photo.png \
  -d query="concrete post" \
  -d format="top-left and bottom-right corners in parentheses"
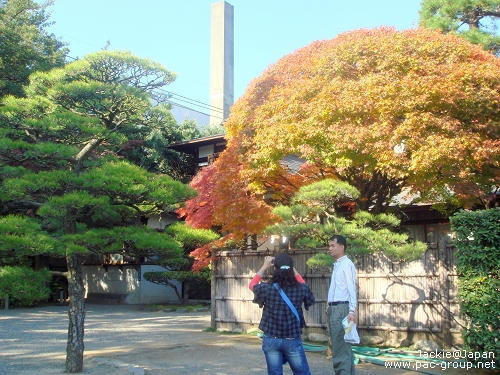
top-left (210, 1), bottom-right (234, 125)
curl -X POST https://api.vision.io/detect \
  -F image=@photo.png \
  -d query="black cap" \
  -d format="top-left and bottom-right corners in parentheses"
top-left (274, 254), bottom-right (293, 270)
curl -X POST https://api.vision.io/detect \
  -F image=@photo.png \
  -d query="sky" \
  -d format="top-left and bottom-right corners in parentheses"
top-left (46, 0), bottom-right (423, 125)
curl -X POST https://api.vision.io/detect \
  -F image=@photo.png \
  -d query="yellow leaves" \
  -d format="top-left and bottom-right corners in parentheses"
top-left (219, 26), bottom-right (500, 219)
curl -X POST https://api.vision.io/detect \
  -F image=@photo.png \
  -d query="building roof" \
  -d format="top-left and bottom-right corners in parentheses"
top-left (166, 134), bottom-right (226, 154)
top-left (280, 155), bottom-right (306, 174)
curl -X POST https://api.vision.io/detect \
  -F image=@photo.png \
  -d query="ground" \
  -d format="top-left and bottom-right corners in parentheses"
top-left (1, 304), bottom-right (495, 375)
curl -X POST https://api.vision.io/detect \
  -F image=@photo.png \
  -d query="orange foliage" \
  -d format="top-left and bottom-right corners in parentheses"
top-left (177, 164), bottom-right (216, 229)
top-left (224, 27), bottom-right (500, 208)
top-left (189, 234), bottom-right (236, 272)
top-left (189, 243), bottom-right (213, 272)
top-left (211, 144), bottom-right (279, 237)
top-left (186, 27), bottom-right (500, 270)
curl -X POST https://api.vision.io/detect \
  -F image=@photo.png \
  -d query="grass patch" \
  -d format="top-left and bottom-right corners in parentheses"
top-left (245, 330), bottom-right (262, 336)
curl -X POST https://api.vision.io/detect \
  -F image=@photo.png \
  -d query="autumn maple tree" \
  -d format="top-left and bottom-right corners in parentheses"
top-left (226, 27), bottom-right (500, 208)
top-left (184, 27), bottom-right (500, 270)
top-left (181, 147), bottom-right (281, 271)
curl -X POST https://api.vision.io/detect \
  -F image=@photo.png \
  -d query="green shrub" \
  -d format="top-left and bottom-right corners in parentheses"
top-left (450, 209), bottom-right (500, 367)
top-left (165, 222), bottom-right (220, 249)
top-left (0, 266), bottom-right (52, 307)
top-left (265, 179), bottom-right (427, 263)
top-left (306, 251), bottom-right (334, 269)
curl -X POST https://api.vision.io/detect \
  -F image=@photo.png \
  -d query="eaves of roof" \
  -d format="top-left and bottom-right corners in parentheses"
top-left (166, 134), bottom-right (226, 153)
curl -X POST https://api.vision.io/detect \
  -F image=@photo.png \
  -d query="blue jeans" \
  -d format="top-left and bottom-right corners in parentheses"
top-left (262, 336), bottom-right (312, 375)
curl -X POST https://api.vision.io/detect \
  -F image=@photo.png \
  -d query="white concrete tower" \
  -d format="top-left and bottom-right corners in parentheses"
top-left (210, 1), bottom-right (234, 125)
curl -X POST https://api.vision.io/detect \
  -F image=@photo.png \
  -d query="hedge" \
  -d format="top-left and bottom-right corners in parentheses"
top-left (451, 209), bottom-right (500, 367)
top-left (0, 266), bottom-right (51, 307)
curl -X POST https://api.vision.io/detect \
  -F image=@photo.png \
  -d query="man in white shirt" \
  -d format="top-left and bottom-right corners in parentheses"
top-left (327, 235), bottom-right (357, 374)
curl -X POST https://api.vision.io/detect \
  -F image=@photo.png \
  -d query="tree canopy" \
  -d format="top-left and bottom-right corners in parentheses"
top-left (0, 0), bottom-right (68, 98)
top-left (223, 27), bottom-right (500, 212)
top-left (0, 50), bottom-right (196, 372)
top-left (419, 0), bottom-right (500, 54)
top-left (266, 179), bottom-right (427, 262)
top-left (182, 27), bottom-right (500, 269)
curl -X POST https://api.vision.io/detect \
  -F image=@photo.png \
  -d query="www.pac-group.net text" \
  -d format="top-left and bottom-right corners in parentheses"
top-left (384, 350), bottom-right (497, 371)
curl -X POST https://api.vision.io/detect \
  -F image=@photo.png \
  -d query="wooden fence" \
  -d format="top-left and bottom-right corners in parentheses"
top-left (211, 242), bottom-right (464, 348)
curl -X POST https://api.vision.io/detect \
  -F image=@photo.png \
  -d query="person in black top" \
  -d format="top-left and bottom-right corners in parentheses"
top-left (250, 254), bottom-right (315, 375)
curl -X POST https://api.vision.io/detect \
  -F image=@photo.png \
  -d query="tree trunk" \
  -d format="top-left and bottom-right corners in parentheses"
top-left (182, 280), bottom-right (189, 306)
top-left (65, 253), bottom-right (86, 373)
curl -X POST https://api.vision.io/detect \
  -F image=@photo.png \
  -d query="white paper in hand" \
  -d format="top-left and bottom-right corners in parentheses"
top-left (343, 317), bottom-right (360, 344)
top-left (342, 316), bottom-right (354, 333)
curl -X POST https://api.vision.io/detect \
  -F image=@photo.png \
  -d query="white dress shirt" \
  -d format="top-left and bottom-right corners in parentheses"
top-left (327, 255), bottom-right (357, 313)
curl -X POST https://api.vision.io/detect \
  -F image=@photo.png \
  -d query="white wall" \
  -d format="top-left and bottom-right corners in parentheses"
top-left (82, 212), bottom-right (185, 304)
top-left (83, 265), bottom-right (181, 305)
top-left (147, 213), bottom-right (178, 230)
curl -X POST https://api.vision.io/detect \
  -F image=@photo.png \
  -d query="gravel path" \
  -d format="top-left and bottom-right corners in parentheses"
top-left (0, 304), bottom-right (424, 375)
